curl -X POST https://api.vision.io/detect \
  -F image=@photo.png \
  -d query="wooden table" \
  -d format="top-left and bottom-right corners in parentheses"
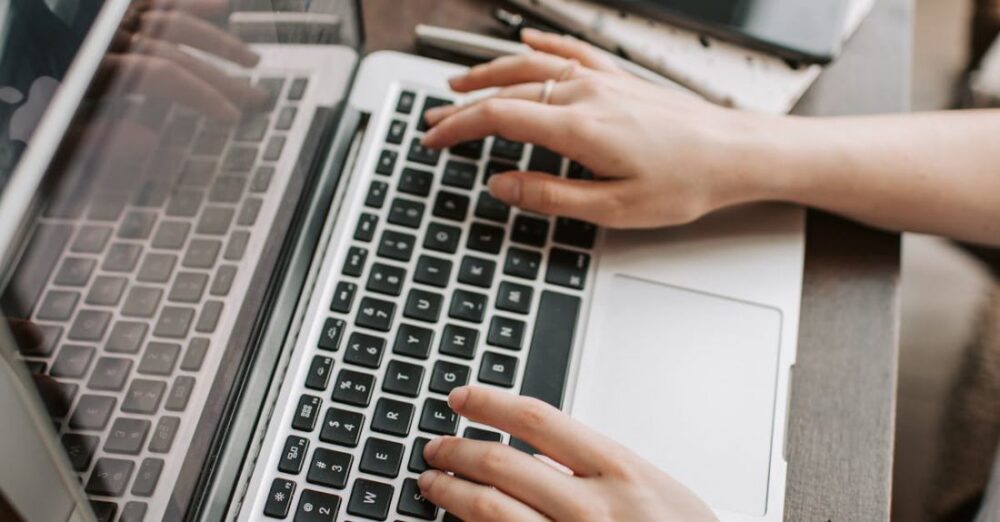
top-left (362, 1), bottom-right (910, 519)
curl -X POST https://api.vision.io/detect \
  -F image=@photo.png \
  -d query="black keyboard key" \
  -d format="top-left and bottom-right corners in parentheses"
top-left (546, 248), bottom-right (591, 290)
top-left (88, 357), bottom-right (132, 391)
top-left (292, 395), bottom-right (323, 431)
top-left (183, 238), bottom-right (222, 268)
top-left (345, 332), bottom-right (386, 369)
top-left (86, 275), bottom-right (127, 306)
top-left (475, 191), bottom-right (510, 223)
top-left (423, 222), bottom-right (461, 254)
top-left (154, 305), bottom-right (196, 338)
top-left (343, 246), bottom-right (368, 277)
top-left (429, 360), bottom-right (471, 395)
top-left (152, 221), bottom-right (190, 250)
top-left (332, 369), bottom-right (376, 407)
top-left (396, 90), bottom-right (416, 114)
top-left (355, 213), bottom-right (379, 242)
top-left (61, 433), bottom-right (99, 471)
top-left (458, 256), bottom-right (495, 288)
top-left (0, 223), bottom-right (71, 318)
top-left (307, 447), bottom-right (352, 489)
top-left (320, 407), bottom-right (365, 447)
top-left (348, 479), bottom-right (394, 520)
top-left (103, 243), bottom-right (143, 272)
top-left (264, 478), bottom-right (296, 519)
top-left (288, 77), bottom-right (309, 100)
top-left (165, 375), bottom-right (196, 411)
top-left (371, 397), bottom-right (415, 437)
top-left (520, 290), bottom-right (580, 409)
top-left (180, 338), bottom-right (209, 371)
top-left (398, 478), bottom-right (438, 520)
top-left (496, 281), bottom-right (533, 314)
top-left (479, 351), bottom-right (518, 388)
top-left (403, 289), bottom-right (443, 323)
top-left (279, 436), bottom-right (309, 475)
top-left (72, 225), bottom-right (112, 253)
top-left (295, 489), bottom-right (342, 522)
top-left (366, 180), bottom-right (389, 208)
top-left (439, 324), bottom-right (478, 360)
top-left (448, 289), bottom-right (487, 323)
top-left (367, 262), bottom-right (406, 296)
top-left (91, 501), bottom-right (118, 522)
top-left (122, 379), bottom-right (166, 414)
top-left (511, 215), bottom-right (550, 247)
top-left (223, 145), bottom-right (257, 172)
top-left (450, 139), bottom-right (484, 160)
top-left (236, 114), bottom-right (269, 142)
top-left (413, 255), bottom-right (452, 288)
top-left (319, 317), bottom-right (346, 351)
top-left (276, 106), bottom-right (297, 131)
top-left (331, 282), bottom-right (357, 313)
top-left (264, 135), bottom-right (286, 161)
top-left (149, 416), bottom-right (180, 453)
top-left (554, 217), bottom-right (598, 249)
top-left (165, 189), bottom-right (203, 218)
top-left (86, 458), bottom-right (134, 496)
top-left (210, 175), bottom-right (247, 203)
top-left (305, 355), bottom-right (334, 390)
top-left (360, 437), bottom-right (404, 478)
top-left (567, 161), bottom-right (594, 180)
top-left (120, 501), bottom-right (147, 522)
top-left (408, 138), bottom-right (441, 166)
top-left (528, 145), bottom-right (563, 175)
top-left (484, 160), bottom-right (517, 184)
top-left (398, 167), bottom-right (433, 197)
top-left (418, 96), bottom-right (452, 131)
top-left (375, 150), bottom-right (397, 176)
top-left (68, 309), bottom-right (111, 341)
top-left (122, 286), bottom-right (163, 318)
top-left (432, 191), bottom-right (469, 222)
top-left (139, 253), bottom-right (178, 283)
top-left (55, 257), bottom-right (95, 286)
top-left (377, 229), bottom-right (416, 262)
top-left (409, 437), bottom-right (432, 473)
top-left (466, 222), bottom-right (504, 254)
top-left (196, 207), bottom-right (234, 236)
top-left (131, 457), bottom-right (163, 496)
top-left (356, 297), bottom-right (395, 332)
top-left (138, 341), bottom-right (180, 375)
top-left (442, 160), bottom-right (477, 189)
top-left (51, 344), bottom-right (95, 377)
top-left (392, 323), bottom-right (434, 360)
top-left (419, 398), bottom-right (459, 435)
top-left (386, 119), bottom-right (407, 144)
top-left (491, 137), bottom-right (524, 162)
top-left (383, 360), bottom-right (424, 397)
top-left (486, 316), bottom-right (525, 350)
top-left (464, 427), bottom-right (503, 442)
top-left (389, 198), bottom-right (425, 228)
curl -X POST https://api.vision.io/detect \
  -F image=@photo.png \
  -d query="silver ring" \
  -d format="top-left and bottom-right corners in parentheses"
top-left (540, 79), bottom-right (556, 105)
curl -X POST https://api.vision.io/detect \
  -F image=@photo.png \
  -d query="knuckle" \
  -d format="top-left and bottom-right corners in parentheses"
top-left (515, 398), bottom-right (555, 435)
top-left (470, 491), bottom-right (504, 521)
top-left (478, 445), bottom-right (510, 475)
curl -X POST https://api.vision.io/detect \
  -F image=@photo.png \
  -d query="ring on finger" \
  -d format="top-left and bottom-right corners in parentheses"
top-left (540, 79), bottom-right (556, 105)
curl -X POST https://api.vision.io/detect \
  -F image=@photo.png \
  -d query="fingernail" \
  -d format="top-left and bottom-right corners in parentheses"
top-left (419, 470), bottom-right (442, 491)
top-left (424, 106), bottom-right (445, 123)
top-left (488, 175), bottom-right (521, 205)
top-left (423, 437), bottom-right (443, 461)
top-left (448, 386), bottom-right (471, 410)
top-left (521, 27), bottom-right (542, 39)
top-left (420, 128), bottom-right (438, 146)
top-left (448, 75), bottom-right (466, 87)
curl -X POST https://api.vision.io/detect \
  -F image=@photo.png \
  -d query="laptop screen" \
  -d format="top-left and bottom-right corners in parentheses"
top-left (0, 1), bottom-right (362, 519)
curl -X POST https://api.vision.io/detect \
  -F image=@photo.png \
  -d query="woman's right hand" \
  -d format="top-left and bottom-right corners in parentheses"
top-left (422, 29), bottom-right (789, 229)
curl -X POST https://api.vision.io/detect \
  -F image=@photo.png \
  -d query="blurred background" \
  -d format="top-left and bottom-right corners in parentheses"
top-left (896, 0), bottom-right (1000, 520)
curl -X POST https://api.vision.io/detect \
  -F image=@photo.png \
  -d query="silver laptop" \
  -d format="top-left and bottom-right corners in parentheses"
top-left (0, 1), bottom-right (805, 521)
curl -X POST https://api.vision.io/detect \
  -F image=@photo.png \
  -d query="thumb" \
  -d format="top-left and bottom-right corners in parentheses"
top-left (488, 172), bottom-right (624, 226)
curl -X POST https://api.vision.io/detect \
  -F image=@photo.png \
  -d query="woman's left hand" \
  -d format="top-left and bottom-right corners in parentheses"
top-left (419, 386), bottom-right (717, 522)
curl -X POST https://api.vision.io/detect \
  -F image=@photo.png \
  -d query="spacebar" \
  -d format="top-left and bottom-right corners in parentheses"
top-left (512, 290), bottom-right (581, 453)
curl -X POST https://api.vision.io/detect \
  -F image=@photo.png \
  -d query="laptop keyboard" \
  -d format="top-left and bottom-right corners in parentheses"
top-left (252, 88), bottom-right (598, 521)
top-left (8, 74), bottom-right (310, 522)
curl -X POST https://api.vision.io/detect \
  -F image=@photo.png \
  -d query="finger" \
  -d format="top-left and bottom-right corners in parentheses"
top-left (423, 437), bottom-right (582, 518)
top-left (421, 98), bottom-right (572, 152)
top-left (449, 52), bottom-right (586, 93)
top-left (418, 470), bottom-right (547, 522)
top-left (448, 386), bottom-right (620, 477)
top-left (144, 0), bottom-right (230, 18)
top-left (521, 28), bottom-right (623, 74)
top-left (139, 10), bottom-right (260, 66)
top-left (425, 82), bottom-right (576, 127)
top-left (130, 35), bottom-right (266, 106)
top-left (488, 171), bottom-right (626, 227)
top-left (101, 54), bottom-right (240, 121)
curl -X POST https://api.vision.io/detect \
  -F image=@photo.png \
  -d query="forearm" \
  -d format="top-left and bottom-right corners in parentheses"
top-left (748, 110), bottom-right (1000, 246)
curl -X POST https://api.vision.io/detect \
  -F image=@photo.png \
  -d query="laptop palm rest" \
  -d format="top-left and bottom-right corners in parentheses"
top-left (572, 274), bottom-right (782, 517)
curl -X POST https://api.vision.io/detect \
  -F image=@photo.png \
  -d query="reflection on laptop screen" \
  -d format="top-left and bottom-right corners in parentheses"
top-left (0, 0), bottom-right (105, 193)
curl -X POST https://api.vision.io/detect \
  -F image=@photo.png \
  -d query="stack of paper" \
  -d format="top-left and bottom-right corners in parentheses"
top-left (508, 0), bottom-right (874, 114)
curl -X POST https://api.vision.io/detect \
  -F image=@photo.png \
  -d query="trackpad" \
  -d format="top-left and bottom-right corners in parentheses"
top-left (572, 275), bottom-right (783, 516)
